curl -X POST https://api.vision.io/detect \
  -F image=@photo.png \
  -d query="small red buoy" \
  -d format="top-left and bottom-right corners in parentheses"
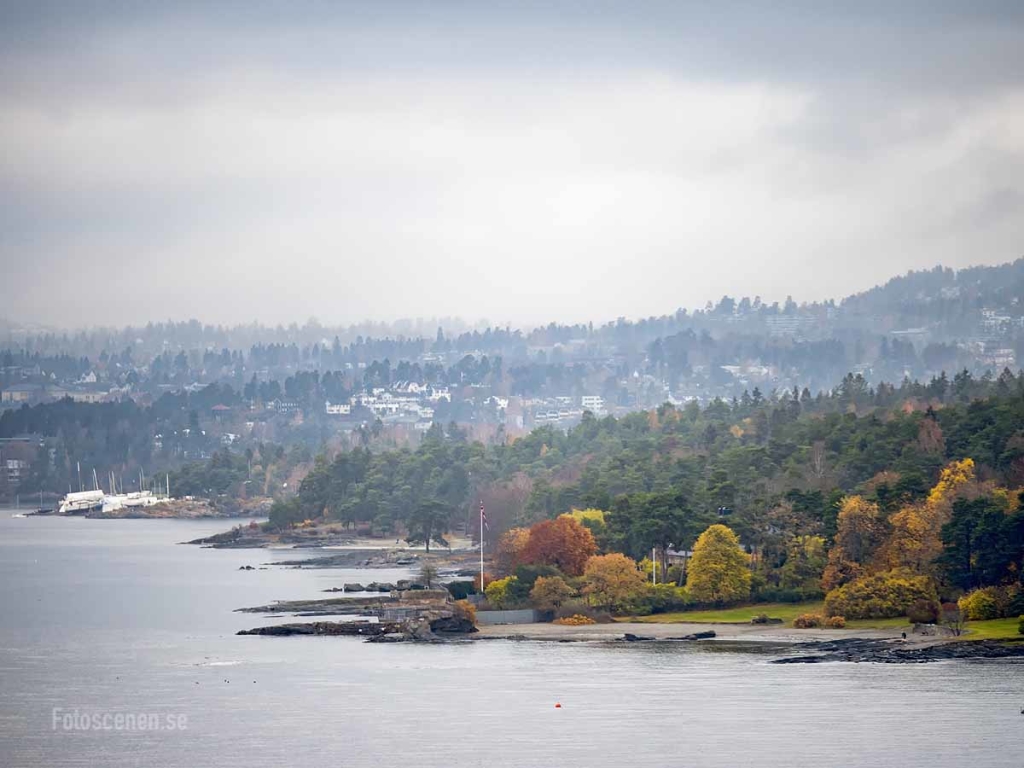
top-left (555, 703), bottom-right (562, 708)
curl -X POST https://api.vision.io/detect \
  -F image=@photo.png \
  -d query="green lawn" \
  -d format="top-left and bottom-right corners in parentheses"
top-left (628, 601), bottom-right (824, 624)
top-left (629, 603), bottom-right (1022, 640)
top-left (845, 616), bottom-right (914, 630)
top-left (959, 617), bottom-right (1023, 640)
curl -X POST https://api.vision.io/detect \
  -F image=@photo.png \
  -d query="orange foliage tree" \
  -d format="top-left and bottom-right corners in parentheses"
top-left (494, 527), bottom-right (531, 575)
top-left (519, 516), bottom-right (597, 577)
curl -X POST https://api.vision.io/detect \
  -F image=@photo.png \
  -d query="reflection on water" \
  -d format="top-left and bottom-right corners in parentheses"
top-left (1, 512), bottom-right (1020, 768)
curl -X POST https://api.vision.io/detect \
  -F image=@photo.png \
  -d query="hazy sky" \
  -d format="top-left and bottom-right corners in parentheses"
top-left (2, 2), bottom-right (1023, 329)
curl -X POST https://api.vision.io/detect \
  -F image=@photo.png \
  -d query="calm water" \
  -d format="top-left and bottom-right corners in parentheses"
top-left (0, 511), bottom-right (1021, 768)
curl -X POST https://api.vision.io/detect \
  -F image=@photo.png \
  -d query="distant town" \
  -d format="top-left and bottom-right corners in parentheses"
top-left (1, 259), bottom-right (1023, 502)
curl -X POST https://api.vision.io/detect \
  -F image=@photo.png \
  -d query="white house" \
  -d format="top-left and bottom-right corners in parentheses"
top-left (427, 387), bottom-right (451, 402)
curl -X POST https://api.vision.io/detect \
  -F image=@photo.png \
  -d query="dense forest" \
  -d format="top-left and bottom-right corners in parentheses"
top-left (266, 369), bottom-right (1024, 622)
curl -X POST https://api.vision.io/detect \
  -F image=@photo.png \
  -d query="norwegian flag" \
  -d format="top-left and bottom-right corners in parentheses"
top-left (480, 501), bottom-right (488, 530)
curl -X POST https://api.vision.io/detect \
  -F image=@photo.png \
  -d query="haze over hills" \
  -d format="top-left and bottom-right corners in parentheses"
top-left (1, 258), bottom-right (1022, 500)
top-left (4, 257), bottom-right (1023, 353)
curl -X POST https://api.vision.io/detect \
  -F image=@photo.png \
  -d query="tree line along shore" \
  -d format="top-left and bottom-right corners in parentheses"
top-left (202, 377), bottom-right (1024, 644)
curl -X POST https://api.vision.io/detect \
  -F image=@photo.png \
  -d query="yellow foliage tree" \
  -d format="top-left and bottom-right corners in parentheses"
top-left (927, 458), bottom-right (975, 509)
top-left (561, 508), bottom-right (607, 536)
top-left (882, 503), bottom-right (939, 573)
top-left (686, 524), bottom-right (752, 605)
top-left (821, 496), bottom-right (883, 591)
top-left (484, 576), bottom-right (518, 609)
top-left (881, 458), bottom-right (977, 576)
top-left (581, 553), bottom-right (646, 612)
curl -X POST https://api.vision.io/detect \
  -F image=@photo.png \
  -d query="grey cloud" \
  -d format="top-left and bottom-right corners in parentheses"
top-left (1, 2), bottom-right (1023, 328)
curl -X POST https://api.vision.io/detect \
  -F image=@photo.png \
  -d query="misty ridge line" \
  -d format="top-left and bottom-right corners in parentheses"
top-left (1, 258), bottom-right (1019, 347)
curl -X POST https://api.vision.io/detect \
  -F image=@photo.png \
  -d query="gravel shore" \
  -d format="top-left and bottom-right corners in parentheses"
top-left (475, 620), bottom-right (923, 644)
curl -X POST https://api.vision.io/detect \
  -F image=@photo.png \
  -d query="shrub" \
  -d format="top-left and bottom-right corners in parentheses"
top-left (665, 564), bottom-right (684, 585)
top-left (941, 602), bottom-right (967, 636)
top-left (452, 599), bottom-right (477, 626)
top-left (825, 615), bottom-right (846, 629)
top-left (1018, 615), bottom-right (1024, 636)
top-left (529, 575), bottom-right (576, 611)
top-left (907, 599), bottom-right (939, 624)
top-left (754, 586), bottom-right (824, 604)
top-left (793, 613), bottom-right (825, 628)
top-left (751, 613), bottom-right (770, 624)
top-left (554, 604), bottom-right (614, 623)
top-left (553, 614), bottom-right (596, 626)
top-left (635, 584), bottom-right (693, 615)
top-left (824, 569), bottom-right (938, 619)
top-left (958, 588), bottom-right (999, 621)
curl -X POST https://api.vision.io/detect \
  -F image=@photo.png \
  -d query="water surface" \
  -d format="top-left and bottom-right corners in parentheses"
top-left (1, 511), bottom-right (1020, 768)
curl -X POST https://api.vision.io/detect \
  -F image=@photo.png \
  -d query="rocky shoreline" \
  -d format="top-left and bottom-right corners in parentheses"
top-left (772, 637), bottom-right (1024, 664)
top-left (233, 598), bottom-right (1024, 660)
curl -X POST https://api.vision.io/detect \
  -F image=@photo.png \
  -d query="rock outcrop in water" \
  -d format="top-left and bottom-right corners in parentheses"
top-left (239, 612), bottom-right (477, 642)
top-left (238, 621), bottom-right (400, 637)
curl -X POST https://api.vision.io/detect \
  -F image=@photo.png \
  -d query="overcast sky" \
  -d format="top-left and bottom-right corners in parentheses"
top-left (2, 1), bottom-right (1023, 329)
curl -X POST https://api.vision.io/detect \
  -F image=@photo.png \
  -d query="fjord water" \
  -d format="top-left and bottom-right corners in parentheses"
top-left (0, 512), bottom-right (1020, 768)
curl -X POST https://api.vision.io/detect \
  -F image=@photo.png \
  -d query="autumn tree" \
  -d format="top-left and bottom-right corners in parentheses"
top-left (881, 458), bottom-right (979, 577)
top-left (928, 458), bottom-right (975, 510)
top-left (881, 503), bottom-right (938, 574)
top-left (519, 516), bottom-right (597, 577)
top-left (484, 576), bottom-right (518, 609)
top-left (916, 415), bottom-right (945, 456)
top-left (686, 524), bottom-right (751, 605)
top-left (821, 496), bottom-right (884, 591)
top-left (494, 526), bottom-right (530, 575)
top-left (581, 553), bottom-right (646, 612)
top-left (529, 575), bottom-right (576, 611)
